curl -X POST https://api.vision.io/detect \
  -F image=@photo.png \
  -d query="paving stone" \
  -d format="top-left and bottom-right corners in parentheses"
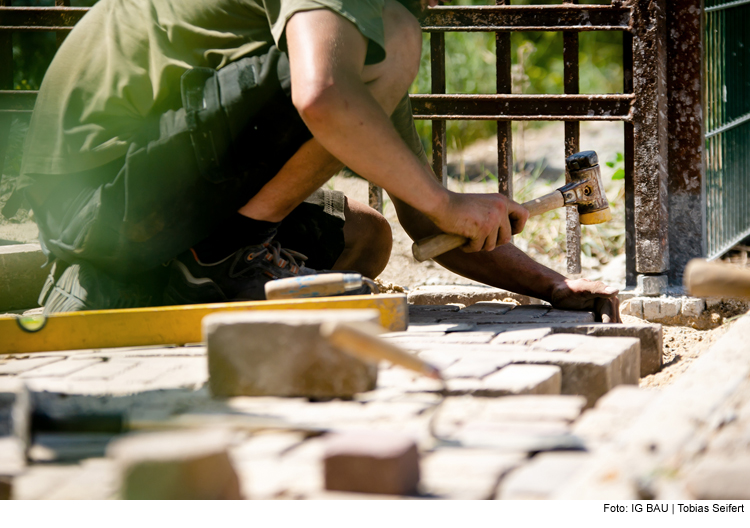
top-left (642, 296), bottom-right (681, 320)
top-left (681, 297), bottom-right (706, 318)
top-left (497, 451), bottom-right (590, 499)
top-left (19, 358), bottom-right (103, 378)
top-left (405, 322), bottom-right (475, 333)
top-left (408, 305), bottom-right (461, 315)
top-left (490, 327), bottom-right (553, 345)
top-left (0, 244), bottom-right (48, 312)
top-left (421, 449), bottom-right (524, 499)
top-left (533, 334), bottom-right (599, 352)
top-left (67, 359), bottom-right (141, 381)
top-left (549, 324), bottom-right (662, 377)
top-left (435, 395), bottom-right (586, 428)
top-left (637, 274), bottom-right (668, 296)
top-left (408, 285), bottom-right (542, 307)
top-left (108, 428), bottom-right (242, 500)
top-left (0, 356), bottom-right (63, 375)
top-left (539, 309), bottom-right (596, 323)
top-left (684, 455), bottom-right (750, 500)
top-left (204, 310), bottom-right (380, 398)
top-left (621, 297), bottom-right (644, 318)
top-left (324, 431), bottom-right (420, 495)
top-left (460, 302), bottom-right (516, 314)
top-left (450, 421), bottom-right (584, 453)
top-left (441, 355), bottom-right (508, 379)
top-left (479, 365), bottom-right (562, 396)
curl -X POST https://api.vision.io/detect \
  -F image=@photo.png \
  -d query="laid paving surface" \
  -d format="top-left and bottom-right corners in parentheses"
top-left (11, 298), bottom-right (745, 500)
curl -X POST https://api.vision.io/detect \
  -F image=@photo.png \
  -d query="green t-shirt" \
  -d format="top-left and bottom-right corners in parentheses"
top-left (21, 0), bottom-right (386, 177)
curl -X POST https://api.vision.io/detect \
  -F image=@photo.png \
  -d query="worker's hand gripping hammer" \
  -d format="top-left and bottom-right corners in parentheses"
top-left (412, 150), bottom-right (612, 262)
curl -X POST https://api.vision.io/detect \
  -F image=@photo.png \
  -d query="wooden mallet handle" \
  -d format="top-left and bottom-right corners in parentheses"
top-left (412, 190), bottom-right (564, 262)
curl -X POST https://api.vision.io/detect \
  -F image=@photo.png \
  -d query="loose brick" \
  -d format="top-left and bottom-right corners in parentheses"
top-left (0, 244), bottom-right (48, 312)
top-left (497, 451), bottom-right (590, 499)
top-left (108, 428), bottom-right (242, 500)
top-left (204, 310), bottom-right (380, 398)
top-left (324, 431), bottom-right (420, 495)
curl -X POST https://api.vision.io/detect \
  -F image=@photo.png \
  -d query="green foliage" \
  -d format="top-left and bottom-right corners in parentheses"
top-left (606, 152), bottom-right (625, 181)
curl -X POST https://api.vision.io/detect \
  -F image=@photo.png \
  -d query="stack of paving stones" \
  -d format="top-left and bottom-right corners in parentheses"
top-left (0, 286), bottom-right (672, 499)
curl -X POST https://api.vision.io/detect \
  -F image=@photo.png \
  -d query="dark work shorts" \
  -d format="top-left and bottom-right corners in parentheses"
top-left (25, 47), bottom-right (347, 279)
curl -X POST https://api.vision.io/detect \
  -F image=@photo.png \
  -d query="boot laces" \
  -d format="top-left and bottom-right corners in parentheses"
top-left (248, 241), bottom-right (308, 273)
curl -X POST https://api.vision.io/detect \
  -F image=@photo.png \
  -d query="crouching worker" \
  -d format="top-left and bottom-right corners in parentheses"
top-left (17, 0), bottom-right (620, 322)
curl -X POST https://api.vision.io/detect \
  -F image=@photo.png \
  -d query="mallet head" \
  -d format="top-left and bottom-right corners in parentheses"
top-left (565, 150), bottom-right (612, 225)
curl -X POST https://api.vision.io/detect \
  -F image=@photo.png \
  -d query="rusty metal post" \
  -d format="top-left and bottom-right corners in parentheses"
top-left (666, 0), bottom-right (704, 286)
top-left (431, 31), bottom-right (448, 186)
top-left (0, 0), bottom-right (13, 185)
top-left (495, 0), bottom-right (512, 197)
top-left (628, 0), bottom-right (670, 287)
top-left (623, 31), bottom-right (636, 287)
top-left (563, 0), bottom-right (581, 274)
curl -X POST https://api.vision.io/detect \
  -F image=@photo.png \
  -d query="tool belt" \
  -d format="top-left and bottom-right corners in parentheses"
top-left (180, 46), bottom-right (293, 184)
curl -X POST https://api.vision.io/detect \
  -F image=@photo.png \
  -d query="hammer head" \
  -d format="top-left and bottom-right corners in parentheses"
top-left (565, 151), bottom-right (612, 225)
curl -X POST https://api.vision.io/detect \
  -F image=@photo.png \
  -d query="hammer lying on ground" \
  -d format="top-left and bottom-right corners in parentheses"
top-left (412, 150), bottom-right (612, 262)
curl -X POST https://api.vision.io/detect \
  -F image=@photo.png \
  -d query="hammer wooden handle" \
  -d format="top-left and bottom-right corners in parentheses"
top-left (412, 190), bottom-right (564, 262)
top-left (684, 259), bottom-right (750, 299)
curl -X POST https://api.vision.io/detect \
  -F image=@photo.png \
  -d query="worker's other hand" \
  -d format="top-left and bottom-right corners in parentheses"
top-left (432, 192), bottom-right (529, 253)
top-left (550, 278), bottom-right (621, 323)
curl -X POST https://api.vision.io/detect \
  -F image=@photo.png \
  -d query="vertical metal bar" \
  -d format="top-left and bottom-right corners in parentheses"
top-left (55, 0), bottom-right (71, 47)
top-left (495, 0), bottom-right (512, 197)
top-left (623, 31), bottom-right (636, 287)
top-left (367, 183), bottom-right (384, 213)
top-left (629, 0), bottom-right (670, 276)
top-left (0, 0), bottom-right (13, 188)
top-left (431, 32), bottom-right (448, 187)
top-left (563, 0), bottom-right (581, 275)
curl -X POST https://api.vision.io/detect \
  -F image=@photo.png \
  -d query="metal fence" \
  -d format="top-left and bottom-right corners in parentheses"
top-left (704, 0), bottom-right (750, 259)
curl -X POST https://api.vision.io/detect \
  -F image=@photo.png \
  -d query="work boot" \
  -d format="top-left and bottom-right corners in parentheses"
top-left (40, 261), bottom-right (164, 315)
top-left (163, 239), bottom-right (318, 305)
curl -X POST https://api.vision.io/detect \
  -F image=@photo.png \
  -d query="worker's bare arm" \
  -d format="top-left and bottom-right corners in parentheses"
top-left (391, 190), bottom-right (621, 323)
top-left (285, 5), bottom-right (521, 252)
